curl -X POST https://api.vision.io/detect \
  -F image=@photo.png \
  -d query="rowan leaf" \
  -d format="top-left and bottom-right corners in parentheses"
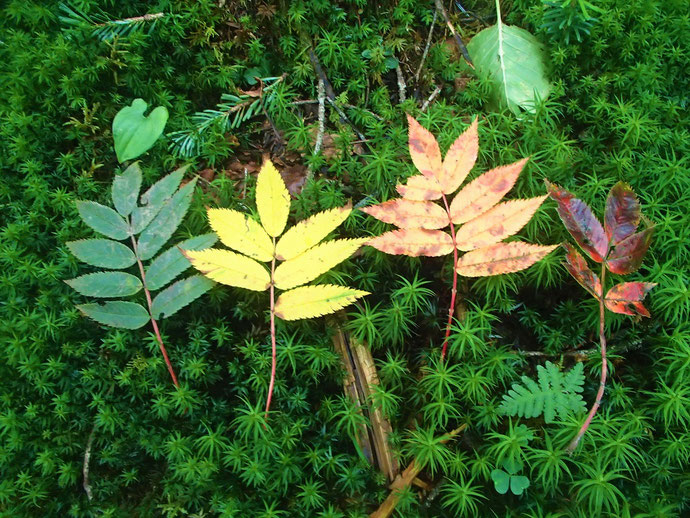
top-left (150, 275), bottom-right (215, 319)
top-left (606, 227), bottom-right (654, 275)
top-left (454, 196), bottom-right (547, 251)
top-left (360, 199), bottom-right (449, 229)
top-left (207, 208), bottom-right (273, 262)
top-left (449, 158), bottom-right (528, 224)
top-left (274, 284), bottom-right (369, 321)
top-left (183, 248), bottom-right (270, 291)
top-left (368, 229), bottom-right (453, 257)
top-left (66, 238), bottom-right (136, 269)
top-left (130, 166), bottom-right (188, 235)
top-left (145, 233), bottom-right (218, 291)
top-left (562, 243), bottom-right (602, 299)
top-left (439, 118), bottom-right (478, 194)
top-left (273, 238), bottom-right (367, 290)
top-left (66, 272), bottom-right (142, 298)
top-left (76, 200), bottom-right (130, 240)
top-left (604, 182), bottom-right (640, 245)
top-left (407, 114), bottom-right (442, 179)
top-left (275, 204), bottom-right (352, 261)
top-left (545, 180), bottom-right (608, 263)
top-left (395, 174), bottom-right (443, 201)
top-left (604, 282), bottom-right (656, 317)
top-left (456, 242), bottom-right (558, 277)
top-left (137, 178), bottom-right (197, 260)
top-left (77, 301), bottom-right (150, 329)
top-left (256, 159), bottom-right (290, 237)
top-left (112, 162), bottom-right (142, 216)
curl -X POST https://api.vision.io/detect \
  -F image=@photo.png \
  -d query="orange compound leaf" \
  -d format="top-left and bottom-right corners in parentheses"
top-left (406, 114), bottom-right (442, 179)
top-left (454, 196), bottom-right (547, 251)
top-left (360, 199), bottom-right (449, 230)
top-left (563, 243), bottom-right (602, 299)
top-left (604, 282), bottom-right (656, 317)
top-left (396, 174), bottom-right (443, 201)
top-left (456, 242), bottom-right (557, 277)
top-left (367, 228), bottom-right (453, 257)
top-left (606, 227), bottom-right (654, 275)
top-left (605, 182), bottom-right (640, 246)
top-left (438, 119), bottom-right (478, 194)
top-left (545, 180), bottom-right (609, 263)
top-left (449, 158), bottom-right (528, 225)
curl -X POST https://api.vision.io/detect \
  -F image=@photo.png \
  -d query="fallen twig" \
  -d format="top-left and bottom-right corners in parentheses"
top-left (434, 0), bottom-right (474, 68)
top-left (421, 85), bottom-right (442, 112)
top-left (82, 424), bottom-right (96, 501)
top-left (414, 7), bottom-right (438, 84)
top-left (396, 65), bottom-right (407, 103)
top-left (308, 79), bottom-right (326, 181)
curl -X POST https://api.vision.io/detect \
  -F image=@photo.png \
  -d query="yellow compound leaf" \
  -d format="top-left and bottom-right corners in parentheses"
top-left (274, 238), bottom-right (367, 290)
top-left (407, 114), bottom-right (442, 179)
top-left (455, 196), bottom-right (547, 251)
top-left (368, 229), bottom-right (453, 257)
top-left (360, 199), bottom-right (449, 229)
top-left (207, 208), bottom-right (274, 262)
top-left (396, 174), bottom-right (443, 201)
top-left (256, 159), bottom-right (290, 237)
top-left (275, 284), bottom-right (369, 321)
top-left (275, 203), bottom-right (352, 261)
top-left (449, 158), bottom-right (528, 224)
top-left (439, 118), bottom-right (478, 194)
top-left (456, 242), bottom-right (557, 277)
top-left (183, 248), bottom-right (270, 291)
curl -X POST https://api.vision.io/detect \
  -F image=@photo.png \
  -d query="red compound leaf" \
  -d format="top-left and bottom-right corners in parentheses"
top-left (545, 180), bottom-right (608, 263)
top-left (606, 226), bottom-right (654, 275)
top-left (604, 182), bottom-right (640, 246)
top-left (562, 243), bottom-right (602, 299)
top-left (604, 282), bottom-right (657, 317)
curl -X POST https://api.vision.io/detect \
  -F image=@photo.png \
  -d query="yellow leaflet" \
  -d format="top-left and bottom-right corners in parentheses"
top-left (183, 248), bottom-right (270, 291)
top-left (273, 238), bottom-right (367, 290)
top-left (275, 204), bottom-right (352, 261)
top-left (256, 159), bottom-right (290, 237)
top-left (207, 208), bottom-right (274, 262)
top-left (275, 284), bottom-right (369, 321)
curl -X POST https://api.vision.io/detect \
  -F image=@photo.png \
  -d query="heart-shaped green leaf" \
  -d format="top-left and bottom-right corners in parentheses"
top-left (491, 469), bottom-right (510, 495)
top-left (510, 475), bottom-right (530, 495)
top-left (113, 99), bottom-right (169, 163)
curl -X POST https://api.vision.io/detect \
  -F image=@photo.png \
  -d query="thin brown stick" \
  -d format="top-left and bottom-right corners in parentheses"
top-left (440, 193), bottom-right (458, 361)
top-left (82, 424), bottom-right (95, 501)
top-left (414, 7), bottom-right (438, 83)
top-left (395, 65), bottom-right (407, 103)
top-left (130, 235), bottom-right (179, 387)
top-left (264, 238), bottom-right (277, 419)
top-left (567, 263), bottom-right (608, 452)
top-left (433, 0), bottom-right (474, 68)
top-left (96, 12), bottom-right (164, 26)
top-left (421, 85), bottom-right (442, 112)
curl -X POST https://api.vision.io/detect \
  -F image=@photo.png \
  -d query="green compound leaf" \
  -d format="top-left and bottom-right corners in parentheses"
top-left (510, 475), bottom-right (530, 495)
top-left (499, 361), bottom-right (586, 423)
top-left (112, 162), bottom-right (142, 216)
top-left (66, 272), bottom-right (142, 298)
top-left (467, 23), bottom-right (551, 114)
top-left (113, 98), bottom-right (169, 163)
top-left (77, 301), bottom-right (150, 329)
top-left (137, 178), bottom-right (197, 261)
top-left (76, 200), bottom-right (130, 240)
top-left (150, 275), bottom-right (214, 319)
top-left (491, 469), bottom-right (510, 495)
top-left (66, 239), bottom-right (136, 269)
top-left (130, 166), bottom-right (187, 235)
top-left (145, 233), bottom-right (218, 291)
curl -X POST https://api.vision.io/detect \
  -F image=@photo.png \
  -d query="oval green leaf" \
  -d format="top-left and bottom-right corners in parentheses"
top-left (113, 99), bottom-right (169, 163)
top-left (66, 239), bottom-right (136, 269)
top-left (145, 233), bottom-right (218, 291)
top-left (112, 162), bottom-right (142, 216)
top-left (491, 469), bottom-right (510, 495)
top-left (150, 275), bottom-right (214, 319)
top-left (77, 301), bottom-right (149, 329)
top-left (76, 200), bottom-right (130, 240)
top-left (66, 272), bottom-right (142, 298)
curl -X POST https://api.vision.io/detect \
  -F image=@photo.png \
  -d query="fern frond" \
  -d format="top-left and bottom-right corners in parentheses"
top-left (499, 361), bottom-right (586, 423)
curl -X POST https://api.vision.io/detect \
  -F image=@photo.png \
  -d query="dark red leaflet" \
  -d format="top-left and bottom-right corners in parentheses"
top-left (606, 226), bottom-right (654, 275)
top-left (545, 181), bottom-right (608, 263)
top-left (604, 282), bottom-right (656, 317)
top-left (562, 243), bottom-right (602, 299)
top-left (604, 182), bottom-right (640, 245)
